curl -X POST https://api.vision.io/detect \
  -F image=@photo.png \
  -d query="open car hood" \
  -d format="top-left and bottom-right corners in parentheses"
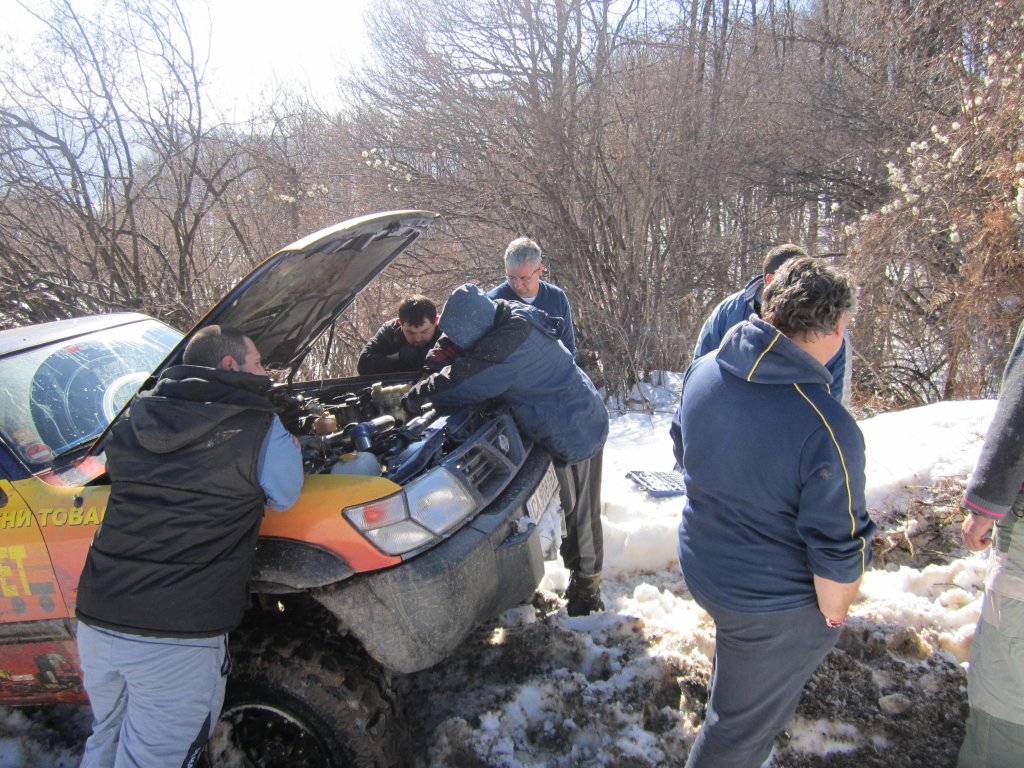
top-left (163, 210), bottom-right (439, 378)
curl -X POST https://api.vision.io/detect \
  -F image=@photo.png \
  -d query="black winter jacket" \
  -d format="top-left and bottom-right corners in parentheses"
top-left (357, 319), bottom-right (441, 375)
top-left (76, 366), bottom-right (277, 638)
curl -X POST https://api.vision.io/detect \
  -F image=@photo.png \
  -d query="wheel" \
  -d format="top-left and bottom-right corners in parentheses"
top-left (206, 617), bottom-right (408, 768)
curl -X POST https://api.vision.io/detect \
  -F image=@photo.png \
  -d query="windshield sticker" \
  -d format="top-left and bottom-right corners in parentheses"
top-left (22, 443), bottom-right (53, 464)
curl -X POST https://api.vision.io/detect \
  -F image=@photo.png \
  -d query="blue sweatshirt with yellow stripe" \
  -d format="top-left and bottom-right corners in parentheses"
top-left (671, 316), bottom-right (875, 612)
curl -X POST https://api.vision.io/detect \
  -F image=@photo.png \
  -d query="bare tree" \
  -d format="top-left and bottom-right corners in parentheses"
top-left (847, 0), bottom-right (1024, 405)
top-left (3, 0), bottom-right (1016, 412)
top-left (344, 0), bottom-right (896, 396)
top-left (0, 0), bottom-right (241, 329)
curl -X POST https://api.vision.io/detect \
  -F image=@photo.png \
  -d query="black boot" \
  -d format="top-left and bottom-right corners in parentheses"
top-left (565, 571), bottom-right (604, 616)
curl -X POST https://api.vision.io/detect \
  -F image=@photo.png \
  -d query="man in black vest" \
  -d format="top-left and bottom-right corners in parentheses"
top-left (75, 326), bottom-right (303, 768)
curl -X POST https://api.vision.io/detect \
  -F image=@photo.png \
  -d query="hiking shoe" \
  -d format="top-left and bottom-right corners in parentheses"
top-left (565, 571), bottom-right (604, 616)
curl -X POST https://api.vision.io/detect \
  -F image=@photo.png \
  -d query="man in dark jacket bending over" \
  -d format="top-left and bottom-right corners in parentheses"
top-left (76, 326), bottom-right (303, 768)
top-left (406, 284), bottom-right (609, 615)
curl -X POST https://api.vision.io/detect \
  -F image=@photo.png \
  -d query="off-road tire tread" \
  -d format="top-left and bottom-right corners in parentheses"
top-left (224, 611), bottom-right (408, 768)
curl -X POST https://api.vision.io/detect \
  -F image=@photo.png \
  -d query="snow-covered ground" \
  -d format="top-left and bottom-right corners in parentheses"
top-left (0, 378), bottom-right (997, 767)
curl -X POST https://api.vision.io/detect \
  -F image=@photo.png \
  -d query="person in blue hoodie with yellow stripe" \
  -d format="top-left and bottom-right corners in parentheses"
top-left (692, 243), bottom-right (851, 405)
top-left (671, 256), bottom-right (876, 768)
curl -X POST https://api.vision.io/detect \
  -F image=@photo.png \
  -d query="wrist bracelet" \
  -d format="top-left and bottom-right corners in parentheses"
top-left (825, 616), bottom-right (846, 628)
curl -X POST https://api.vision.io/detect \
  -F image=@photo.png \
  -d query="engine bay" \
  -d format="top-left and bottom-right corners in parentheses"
top-left (271, 379), bottom-right (490, 484)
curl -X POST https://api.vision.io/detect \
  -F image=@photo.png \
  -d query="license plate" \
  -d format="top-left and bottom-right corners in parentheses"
top-left (526, 462), bottom-right (559, 524)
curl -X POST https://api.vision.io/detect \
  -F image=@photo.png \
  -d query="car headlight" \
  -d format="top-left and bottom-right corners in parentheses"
top-left (343, 468), bottom-right (477, 556)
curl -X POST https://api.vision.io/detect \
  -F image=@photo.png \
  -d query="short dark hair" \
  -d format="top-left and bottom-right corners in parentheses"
top-left (503, 237), bottom-right (543, 270)
top-left (763, 243), bottom-right (808, 276)
top-left (397, 295), bottom-right (437, 326)
top-left (762, 257), bottom-right (855, 338)
top-left (182, 325), bottom-right (249, 368)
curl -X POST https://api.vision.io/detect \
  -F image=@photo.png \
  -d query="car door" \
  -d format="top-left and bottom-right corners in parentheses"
top-left (0, 474), bottom-right (85, 705)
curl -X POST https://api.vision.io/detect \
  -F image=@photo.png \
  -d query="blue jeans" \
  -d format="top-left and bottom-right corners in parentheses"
top-left (685, 585), bottom-right (840, 768)
top-left (77, 622), bottom-right (229, 768)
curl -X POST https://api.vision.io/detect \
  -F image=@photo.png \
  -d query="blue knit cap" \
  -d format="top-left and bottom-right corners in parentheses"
top-left (439, 284), bottom-right (498, 349)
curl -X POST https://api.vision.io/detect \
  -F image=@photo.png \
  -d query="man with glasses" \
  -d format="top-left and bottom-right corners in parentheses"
top-left (488, 237), bottom-right (576, 357)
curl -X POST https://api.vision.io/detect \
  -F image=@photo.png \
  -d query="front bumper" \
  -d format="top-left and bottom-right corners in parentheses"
top-left (313, 447), bottom-right (552, 673)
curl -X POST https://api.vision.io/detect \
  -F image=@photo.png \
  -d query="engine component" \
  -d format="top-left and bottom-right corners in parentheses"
top-left (371, 382), bottom-right (411, 424)
top-left (329, 451), bottom-right (382, 476)
top-left (350, 416), bottom-right (396, 452)
top-left (312, 413), bottom-right (338, 435)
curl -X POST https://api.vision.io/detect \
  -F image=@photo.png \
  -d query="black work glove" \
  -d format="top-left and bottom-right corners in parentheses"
top-left (424, 337), bottom-right (463, 372)
top-left (401, 394), bottom-right (424, 416)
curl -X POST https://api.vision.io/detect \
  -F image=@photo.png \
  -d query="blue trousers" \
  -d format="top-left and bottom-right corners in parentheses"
top-left (77, 622), bottom-right (229, 768)
top-left (685, 585), bottom-right (840, 768)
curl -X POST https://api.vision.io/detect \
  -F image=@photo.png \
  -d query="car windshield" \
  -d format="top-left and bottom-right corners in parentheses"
top-left (0, 319), bottom-right (181, 471)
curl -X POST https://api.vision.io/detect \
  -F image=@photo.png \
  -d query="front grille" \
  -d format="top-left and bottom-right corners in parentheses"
top-left (458, 445), bottom-right (505, 496)
top-left (446, 411), bottom-right (527, 505)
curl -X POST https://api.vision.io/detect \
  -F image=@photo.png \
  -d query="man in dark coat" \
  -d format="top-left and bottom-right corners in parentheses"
top-left (407, 284), bottom-right (608, 615)
top-left (76, 326), bottom-right (303, 768)
top-left (693, 243), bottom-right (850, 404)
top-left (357, 294), bottom-right (440, 375)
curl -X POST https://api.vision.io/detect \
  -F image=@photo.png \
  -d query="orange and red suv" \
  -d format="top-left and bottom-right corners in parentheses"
top-left (0, 211), bottom-right (558, 766)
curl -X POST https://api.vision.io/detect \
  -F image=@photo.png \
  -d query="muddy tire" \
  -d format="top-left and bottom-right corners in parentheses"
top-left (207, 614), bottom-right (408, 768)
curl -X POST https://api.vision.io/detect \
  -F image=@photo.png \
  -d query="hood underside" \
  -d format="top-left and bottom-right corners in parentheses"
top-left (165, 210), bottom-right (439, 377)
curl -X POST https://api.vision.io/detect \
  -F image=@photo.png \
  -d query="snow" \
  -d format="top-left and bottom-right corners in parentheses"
top-left (0, 385), bottom-right (999, 767)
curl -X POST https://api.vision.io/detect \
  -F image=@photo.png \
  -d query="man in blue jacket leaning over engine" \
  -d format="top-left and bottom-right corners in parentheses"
top-left (406, 283), bottom-right (608, 616)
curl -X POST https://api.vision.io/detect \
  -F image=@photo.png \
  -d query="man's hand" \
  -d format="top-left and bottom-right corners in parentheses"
top-left (961, 512), bottom-right (994, 551)
top-left (398, 344), bottom-right (426, 368)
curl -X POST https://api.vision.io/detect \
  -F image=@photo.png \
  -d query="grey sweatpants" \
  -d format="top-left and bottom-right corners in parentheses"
top-left (959, 497), bottom-right (1024, 767)
top-left (684, 585), bottom-right (839, 768)
top-left (77, 622), bottom-right (229, 768)
top-left (557, 448), bottom-right (604, 577)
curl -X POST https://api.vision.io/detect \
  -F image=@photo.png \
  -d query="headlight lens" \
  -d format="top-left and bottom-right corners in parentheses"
top-left (406, 468), bottom-right (476, 535)
top-left (343, 468), bottom-right (477, 556)
top-left (345, 496), bottom-right (406, 530)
